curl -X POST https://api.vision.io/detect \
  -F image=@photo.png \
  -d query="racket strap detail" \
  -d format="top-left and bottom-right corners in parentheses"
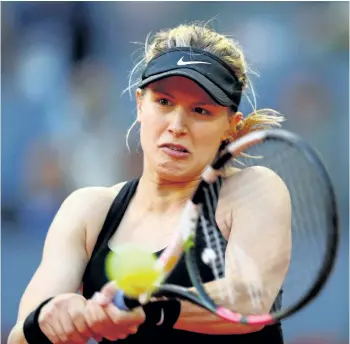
top-left (143, 299), bottom-right (181, 329)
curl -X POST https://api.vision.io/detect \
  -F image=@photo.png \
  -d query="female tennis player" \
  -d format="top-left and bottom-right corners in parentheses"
top-left (8, 23), bottom-right (290, 344)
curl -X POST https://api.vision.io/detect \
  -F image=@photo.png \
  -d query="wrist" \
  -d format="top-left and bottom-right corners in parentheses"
top-left (142, 299), bottom-right (181, 330)
top-left (23, 297), bottom-right (54, 344)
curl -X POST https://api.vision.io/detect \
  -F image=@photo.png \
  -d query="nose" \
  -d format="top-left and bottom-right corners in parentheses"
top-left (168, 108), bottom-right (188, 137)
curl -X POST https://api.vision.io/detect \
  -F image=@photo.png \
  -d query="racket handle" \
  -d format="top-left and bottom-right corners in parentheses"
top-left (113, 290), bottom-right (141, 311)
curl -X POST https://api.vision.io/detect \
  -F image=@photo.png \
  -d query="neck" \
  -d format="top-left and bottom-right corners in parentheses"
top-left (134, 172), bottom-right (200, 213)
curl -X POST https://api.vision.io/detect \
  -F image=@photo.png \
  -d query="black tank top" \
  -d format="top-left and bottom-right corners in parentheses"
top-left (82, 179), bottom-right (284, 344)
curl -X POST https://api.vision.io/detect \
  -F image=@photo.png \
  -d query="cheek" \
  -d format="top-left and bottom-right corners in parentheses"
top-left (139, 108), bottom-right (165, 146)
top-left (194, 125), bottom-right (224, 150)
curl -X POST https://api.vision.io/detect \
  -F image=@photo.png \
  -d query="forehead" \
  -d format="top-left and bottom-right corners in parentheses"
top-left (148, 76), bottom-right (219, 106)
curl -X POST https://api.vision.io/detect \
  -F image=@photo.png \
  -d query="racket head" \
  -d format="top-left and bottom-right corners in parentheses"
top-left (184, 129), bottom-right (339, 325)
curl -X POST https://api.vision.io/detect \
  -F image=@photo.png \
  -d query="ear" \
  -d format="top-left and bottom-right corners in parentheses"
top-left (233, 112), bottom-right (243, 126)
top-left (136, 88), bottom-right (143, 122)
top-left (222, 111), bottom-right (244, 141)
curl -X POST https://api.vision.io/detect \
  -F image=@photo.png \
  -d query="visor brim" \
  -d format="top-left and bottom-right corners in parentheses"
top-left (139, 69), bottom-right (235, 107)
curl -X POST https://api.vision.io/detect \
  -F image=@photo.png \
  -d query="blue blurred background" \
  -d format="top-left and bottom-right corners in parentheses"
top-left (1, 2), bottom-right (349, 343)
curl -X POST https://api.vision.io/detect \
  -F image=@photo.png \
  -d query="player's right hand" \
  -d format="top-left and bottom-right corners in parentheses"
top-left (38, 293), bottom-right (100, 343)
top-left (84, 281), bottom-right (146, 341)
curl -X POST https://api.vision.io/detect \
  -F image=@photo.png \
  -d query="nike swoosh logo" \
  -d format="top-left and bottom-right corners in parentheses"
top-left (156, 308), bottom-right (165, 326)
top-left (177, 56), bottom-right (211, 66)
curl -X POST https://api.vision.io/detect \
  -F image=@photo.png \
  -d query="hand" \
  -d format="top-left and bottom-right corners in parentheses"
top-left (38, 293), bottom-right (99, 343)
top-left (84, 281), bottom-right (146, 341)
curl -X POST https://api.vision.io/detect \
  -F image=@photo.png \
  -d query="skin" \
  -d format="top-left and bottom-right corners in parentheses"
top-left (8, 76), bottom-right (291, 343)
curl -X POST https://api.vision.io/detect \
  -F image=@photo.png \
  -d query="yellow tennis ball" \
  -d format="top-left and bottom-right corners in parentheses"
top-left (105, 244), bottom-right (161, 298)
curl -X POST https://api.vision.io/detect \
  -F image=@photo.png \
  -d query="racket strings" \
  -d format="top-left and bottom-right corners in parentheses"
top-left (201, 180), bottom-right (277, 313)
top-left (234, 141), bottom-right (330, 312)
top-left (202, 185), bottom-right (236, 306)
top-left (195, 139), bottom-right (332, 316)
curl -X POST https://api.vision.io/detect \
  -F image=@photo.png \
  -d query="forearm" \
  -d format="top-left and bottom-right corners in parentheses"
top-left (174, 279), bottom-right (265, 335)
top-left (7, 322), bottom-right (28, 344)
top-left (174, 300), bottom-right (263, 334)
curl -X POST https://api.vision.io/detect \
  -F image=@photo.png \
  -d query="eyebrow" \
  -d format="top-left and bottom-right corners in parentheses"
top-left (193, 100), bottom-right (219, 107)
top-left (150, 86), bottom-right (174, 99)
top-left (151, 85), bottom-right (219, 107)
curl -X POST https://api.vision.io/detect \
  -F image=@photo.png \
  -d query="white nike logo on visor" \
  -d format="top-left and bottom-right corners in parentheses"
top-left (156, 308), bottom-right (165, 326)
top-left (177, 56), bottom-right (211, 66)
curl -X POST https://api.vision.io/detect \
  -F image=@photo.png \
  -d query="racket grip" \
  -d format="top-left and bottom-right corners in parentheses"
top-left (113, 290), bottom-right (141, 311)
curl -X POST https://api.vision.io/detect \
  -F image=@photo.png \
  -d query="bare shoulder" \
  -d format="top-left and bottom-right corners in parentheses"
top-left (218, 166), bottom-right (291, 230)
top-left (69, 182), bottom-right (128, 257)
top-left (47, 181), bottom-right (129, 250)
top-left (64, 181), bottom-right (127, 216)
top-left (221, 166), bottom-right (291, 202)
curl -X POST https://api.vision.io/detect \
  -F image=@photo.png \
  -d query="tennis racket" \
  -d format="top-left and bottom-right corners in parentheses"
top-left (109, 129), bottom-right (339, 325)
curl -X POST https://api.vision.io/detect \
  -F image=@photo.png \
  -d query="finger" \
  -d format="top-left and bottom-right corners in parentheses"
top-left (43, 303), bottom-right (69, 342)
top-left (92, 292), bottom-right (109, 307)
top-left (59, 316), bottom-right (87, 343)
top-left (97, 281), bottom-right (118, 305)
top-left (68, 305), bottom-right (95, 341)
top-left (85, 300), bottom-right (118, 342)
top-left (104, 330), bottom-right (129, 341)
top-left (38, 304), bottom-right (63, 343)
top-left (54, 315), bottom-right (71, 342)
top-left (105, 303), bottom-right (145, 326)
top-left (40, 322), bottom-right (62, 344)
top-left (127, 325), bottom-right (139, 335)
top-left (84, 299), bottom-right (110, 335)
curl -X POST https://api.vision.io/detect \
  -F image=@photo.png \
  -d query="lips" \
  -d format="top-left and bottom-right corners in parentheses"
top-left (159, 143), bottom-right (191, 159)
top-left (159, 143), bottom-right (190, 153)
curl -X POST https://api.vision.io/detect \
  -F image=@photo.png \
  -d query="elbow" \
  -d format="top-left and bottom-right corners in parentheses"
top-left (7, 323), bottom-right (26, 344)
top-left (7, 329), bottom-right (17, 344)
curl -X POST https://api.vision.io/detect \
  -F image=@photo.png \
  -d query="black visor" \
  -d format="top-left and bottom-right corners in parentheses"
top-left (139, 48), bottom-right (243, 112)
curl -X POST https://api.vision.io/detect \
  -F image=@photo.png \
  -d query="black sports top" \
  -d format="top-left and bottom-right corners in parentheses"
top-left (82, 179), bottom-right (284, 343)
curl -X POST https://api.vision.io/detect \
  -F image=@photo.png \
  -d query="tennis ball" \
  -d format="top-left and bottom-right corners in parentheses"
top-left (105, 244), bottom-right (162, 298)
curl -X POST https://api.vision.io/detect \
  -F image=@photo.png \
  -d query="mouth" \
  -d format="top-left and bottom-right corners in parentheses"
top-left (159, 143), bottom-right (191, 159)
top-left (159, 143), bottom-right (190, 153)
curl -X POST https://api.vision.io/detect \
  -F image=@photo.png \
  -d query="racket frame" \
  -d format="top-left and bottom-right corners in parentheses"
top-left (113, 129), bottom-right (339, 326)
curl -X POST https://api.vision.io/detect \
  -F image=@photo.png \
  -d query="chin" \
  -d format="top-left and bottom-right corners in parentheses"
top-left (154, 164), bottom-right (203, 183)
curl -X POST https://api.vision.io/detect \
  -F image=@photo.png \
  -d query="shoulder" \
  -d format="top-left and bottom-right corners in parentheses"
top-left (54, 181), bottom-right (131, 257)
top-left (63, 181), bottom-right (129, 224)
top-left (220, 166), bottom-right (291, 210)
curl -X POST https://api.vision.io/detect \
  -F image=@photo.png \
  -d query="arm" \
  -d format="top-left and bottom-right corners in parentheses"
top-left (7, 187), bottom-right (111, 344)
top-left (174, 166), bottom-right (292, 334)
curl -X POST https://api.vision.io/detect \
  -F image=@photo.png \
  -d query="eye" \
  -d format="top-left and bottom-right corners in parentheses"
top-left (157, 98), bottom-right (172, 106)
top-left (194, 107), bottom-right (211, 115)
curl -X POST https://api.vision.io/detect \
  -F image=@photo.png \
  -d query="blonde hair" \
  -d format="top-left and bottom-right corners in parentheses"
top-left (125, 22), bottom-right (285, 151)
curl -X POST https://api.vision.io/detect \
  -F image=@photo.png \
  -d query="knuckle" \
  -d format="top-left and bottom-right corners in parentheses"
top-left (118, 333), bottom-right (128, 340)
top-left (69, 309), bottom-right (84, 323)
top-left (105, 307), bottom-right (120, 324)
top-left (39, 305), bottom-right (54, 322)
top-left (39, 324), bottom-right (54, 341)
top-left (67, 333), bottom-right (84, 343)
top-left (38, 313), bottom-right (53, 328)
top-left (51, 299), bottom-right (62, 310)
top-left (65, 327), bottom-right (76, 338)
top-left (88, 322), bottom-right (100, 333)
top-left (110, 313), bottom-right (122, 324)
top-left (65, 333), bottom-right (77, 342)
top-left (58, 332), bottom-right (69, 342)
top-left (83, 305), bottom-right (94, 325)
top-left (129, 326), bottom-right (138, 334)
top-left (89, 319), bottom-right (104, 334)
